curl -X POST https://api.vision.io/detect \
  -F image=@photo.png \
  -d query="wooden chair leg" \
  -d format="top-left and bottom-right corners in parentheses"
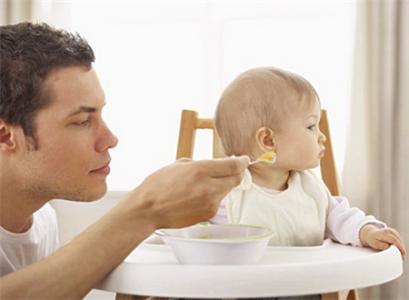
top-left (322, 291), bottom-right (342, 300)
top-left (116, 293), bottom-right (145, 300)
top-left (322, 289), bottom-right (359, 300)
top-left (347, 289), bottom-right (359, 300)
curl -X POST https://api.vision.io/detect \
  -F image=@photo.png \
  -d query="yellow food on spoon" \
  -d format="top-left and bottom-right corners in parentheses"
top-left (257, 151), bottom-right (276, 163)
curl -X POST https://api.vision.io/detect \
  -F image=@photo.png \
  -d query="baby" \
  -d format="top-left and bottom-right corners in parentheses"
top-left (212, 67), bottom-right (406, 255)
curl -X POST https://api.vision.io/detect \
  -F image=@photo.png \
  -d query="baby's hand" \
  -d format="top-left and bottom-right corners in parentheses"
top-left (359, 224), bottom-right (406, 259)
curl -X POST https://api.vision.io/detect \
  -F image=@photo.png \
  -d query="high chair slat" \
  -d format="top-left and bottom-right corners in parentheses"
top-left (176, 110), bottom-right (224, 159)
top-left (319, 110), bottom-right (341, 196)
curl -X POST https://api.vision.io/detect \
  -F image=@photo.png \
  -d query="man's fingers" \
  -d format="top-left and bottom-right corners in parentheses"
top-left (196, 156), bottom-right (250, 178)
top-left (177, 157), bottom-right (192, 162)
top-left (210, 174), bottom-right (242, 194)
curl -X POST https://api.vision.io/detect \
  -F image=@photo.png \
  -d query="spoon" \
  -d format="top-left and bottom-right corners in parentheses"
top-left (249, 151), bottom-right (277, 165)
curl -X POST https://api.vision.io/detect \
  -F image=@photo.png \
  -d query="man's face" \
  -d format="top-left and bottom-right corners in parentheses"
top-left (15, 66), bottom-right (118, 201)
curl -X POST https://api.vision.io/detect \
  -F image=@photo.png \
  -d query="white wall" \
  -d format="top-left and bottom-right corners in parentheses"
top-left (34, 0), bottom-right (356, 191)
top-left (51, 192), bottom-right (125, 299)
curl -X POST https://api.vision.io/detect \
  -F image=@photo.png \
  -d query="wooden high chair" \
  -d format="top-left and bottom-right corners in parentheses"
top-left (175, 109), bottom-right (359, 300)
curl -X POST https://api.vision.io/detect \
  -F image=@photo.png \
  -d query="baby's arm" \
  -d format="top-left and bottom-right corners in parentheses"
top-left (325, 194), bottom-right (406, 257)
top-left (209, 197), bottom-right (229, 224)
top-left (325, 195), bottom-right (384, 246)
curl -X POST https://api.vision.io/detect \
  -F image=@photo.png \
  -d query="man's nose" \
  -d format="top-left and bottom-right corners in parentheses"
top-left (96, 122), bottom-right (118, 152)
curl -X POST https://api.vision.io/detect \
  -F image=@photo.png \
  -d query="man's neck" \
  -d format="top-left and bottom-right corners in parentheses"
top-left (0, 170), bottom-right (48, 233)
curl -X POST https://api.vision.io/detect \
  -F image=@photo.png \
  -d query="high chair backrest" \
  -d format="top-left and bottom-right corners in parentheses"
top-left (176, 109), bottom-right (341, 196)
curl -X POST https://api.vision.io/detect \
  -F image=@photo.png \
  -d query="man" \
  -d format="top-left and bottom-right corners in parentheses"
top-left (0, 22), bottom-right (249, 298)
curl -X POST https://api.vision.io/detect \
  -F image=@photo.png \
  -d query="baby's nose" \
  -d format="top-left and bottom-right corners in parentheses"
top-left (319, 132), bottom-right (327, 143)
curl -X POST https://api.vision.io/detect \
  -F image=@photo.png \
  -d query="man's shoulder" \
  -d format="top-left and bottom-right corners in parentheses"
top-left (33, 203), bottom-right (59, 234)
top-left (37, 202), bottom-right (57, 217)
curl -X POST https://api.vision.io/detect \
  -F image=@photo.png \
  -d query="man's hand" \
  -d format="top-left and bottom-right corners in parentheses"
top-left (359, 224), bottom-right (406, 258)
top-left (124, 156), bottom-right (250, 230)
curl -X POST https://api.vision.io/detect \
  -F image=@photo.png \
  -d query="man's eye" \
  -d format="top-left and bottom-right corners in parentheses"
top-left (307, 125), bottom-right (316, 130)
top-left (75, 119), bottom-right (90, 126)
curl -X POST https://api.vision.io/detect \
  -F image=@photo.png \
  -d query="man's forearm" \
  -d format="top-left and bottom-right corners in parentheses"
top-left (0, 193), bottom-right (156, 299)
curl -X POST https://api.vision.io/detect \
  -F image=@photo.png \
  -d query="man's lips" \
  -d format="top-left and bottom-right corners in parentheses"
top-left (90, 161), bottom-right (111, 175)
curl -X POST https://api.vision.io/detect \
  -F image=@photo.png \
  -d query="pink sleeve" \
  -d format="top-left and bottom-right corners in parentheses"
top-left (209, 197), bottom-right (229, 224)
top-left (325, 192), bottom-right (386, 246)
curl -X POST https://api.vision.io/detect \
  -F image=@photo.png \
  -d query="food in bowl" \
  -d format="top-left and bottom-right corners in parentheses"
top-left (155, 223), bottom-right (273, 265)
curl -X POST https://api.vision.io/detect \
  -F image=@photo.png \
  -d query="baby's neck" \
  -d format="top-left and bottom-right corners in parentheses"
top-left (250, 168), bottom-right (290, 191)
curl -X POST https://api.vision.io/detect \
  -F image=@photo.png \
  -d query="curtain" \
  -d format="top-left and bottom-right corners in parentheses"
top-left (343, 0), bottom-right (409, 299)
top-left (0, 0), bottom-right (34, 25)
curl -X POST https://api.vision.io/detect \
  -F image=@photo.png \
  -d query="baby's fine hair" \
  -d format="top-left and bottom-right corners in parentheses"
top-left (215, 67), bottom-right (319, 157)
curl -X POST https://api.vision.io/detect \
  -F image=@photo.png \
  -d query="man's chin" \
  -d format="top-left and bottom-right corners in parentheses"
top-left (83, 185), bottom-right (108, 201)
top-left (84, 189), bottom-right (107, 202)
top-left (55, 184), bottom-right (108, 202)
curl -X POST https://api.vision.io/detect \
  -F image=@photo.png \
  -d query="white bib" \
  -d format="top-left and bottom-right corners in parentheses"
top-left (226, 170), bottom-right (328, 246)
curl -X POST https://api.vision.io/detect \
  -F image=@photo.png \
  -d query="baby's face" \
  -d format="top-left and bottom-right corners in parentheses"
top-left (273, 100), bottom-right (326, 171)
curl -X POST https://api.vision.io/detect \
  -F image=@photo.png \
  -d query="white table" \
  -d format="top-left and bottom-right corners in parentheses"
top-left (96, 238), bottom-right (402, 298)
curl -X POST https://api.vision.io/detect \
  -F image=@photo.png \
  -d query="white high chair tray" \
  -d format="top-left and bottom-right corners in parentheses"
top-left (96, 238), bottom-right (402, 298)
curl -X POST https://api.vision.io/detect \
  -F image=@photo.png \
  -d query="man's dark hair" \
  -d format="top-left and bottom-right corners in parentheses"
top-left (0, 22), bottom-right (95, 146)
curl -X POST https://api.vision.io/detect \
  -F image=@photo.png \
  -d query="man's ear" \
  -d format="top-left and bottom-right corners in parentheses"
top-left (0, 119), bottom-right (17, 151)
top-left (255, 127), bottom-right (275, 151)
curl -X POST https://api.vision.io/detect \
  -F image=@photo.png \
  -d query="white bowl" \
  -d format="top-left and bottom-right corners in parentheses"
top-left (155, 224), bottom-right (273, 265)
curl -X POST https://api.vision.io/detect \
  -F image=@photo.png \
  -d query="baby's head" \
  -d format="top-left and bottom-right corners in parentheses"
top-left (215, 67), bottom-right (324, 168)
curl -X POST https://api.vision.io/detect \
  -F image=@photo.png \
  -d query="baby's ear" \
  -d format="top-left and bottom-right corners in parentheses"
top-left (255, 127), bottom-right (275, 150)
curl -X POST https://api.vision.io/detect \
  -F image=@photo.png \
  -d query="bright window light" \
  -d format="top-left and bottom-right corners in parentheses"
top-left (34, 0), bottom-right (356, 190)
